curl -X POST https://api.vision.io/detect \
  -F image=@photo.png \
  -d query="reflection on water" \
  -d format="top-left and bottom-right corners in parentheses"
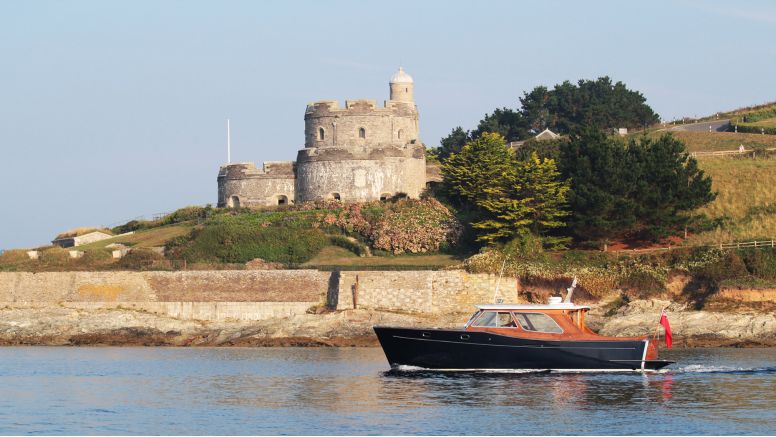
top-left (0, 347), bottom-right (774, 435)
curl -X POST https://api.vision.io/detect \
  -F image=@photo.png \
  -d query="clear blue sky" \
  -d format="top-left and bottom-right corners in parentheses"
top-left (1, 0), bottom-right (775, 249)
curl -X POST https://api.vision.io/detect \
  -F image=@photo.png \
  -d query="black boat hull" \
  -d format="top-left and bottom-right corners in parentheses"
top-left (374, 326), bottom-right (673, 371)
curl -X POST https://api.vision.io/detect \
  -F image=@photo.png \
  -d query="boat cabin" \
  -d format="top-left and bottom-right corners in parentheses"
top-left (464, 301), bottom-right (595, 337)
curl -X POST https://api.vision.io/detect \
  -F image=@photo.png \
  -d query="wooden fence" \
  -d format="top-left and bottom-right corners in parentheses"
top-left (690, 148), bottom-right (776, 158)
top-left (609, 239), bottom-right (776, 254)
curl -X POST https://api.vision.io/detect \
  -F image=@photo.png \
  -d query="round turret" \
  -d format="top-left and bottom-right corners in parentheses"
top-left (389, 66), bottom-right (414, 102)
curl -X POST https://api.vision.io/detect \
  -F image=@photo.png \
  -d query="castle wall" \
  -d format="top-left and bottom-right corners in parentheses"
top-left (217, 162), bottom-right (295, 207)
top-left (304, 100), bottom-right (419, 149)
top-left (295, 145), bottom-right (426, 202)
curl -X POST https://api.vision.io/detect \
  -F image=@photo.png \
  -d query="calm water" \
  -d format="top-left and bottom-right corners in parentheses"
top-left (0, 347), bottom-right (774, 435)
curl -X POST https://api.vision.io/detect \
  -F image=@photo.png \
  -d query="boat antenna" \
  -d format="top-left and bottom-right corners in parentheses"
top-left (493, 257), bottom-right (508, 304)
top-left (564, 276), bottom-right (578, 303)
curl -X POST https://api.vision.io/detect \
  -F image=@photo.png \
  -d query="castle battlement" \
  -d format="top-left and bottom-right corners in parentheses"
top-left (305, 98), bottom-right (415, 116)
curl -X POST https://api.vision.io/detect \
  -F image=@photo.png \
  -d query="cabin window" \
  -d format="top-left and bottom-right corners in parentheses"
top-left (358, 127), bottom-right (366, 139)
top-left (318, 127), bottom-right (325, 140)
top-left (471, 311), bottom-right (516, 328)
top-left (513, 312), bottom-right (563, 334)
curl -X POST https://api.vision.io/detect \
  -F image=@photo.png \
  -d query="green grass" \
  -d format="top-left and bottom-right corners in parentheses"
top-left (689, 157), bottom-right (776, 244)
top-left (75, 225), bottom-right (193, 251)
top-left (303, 246), bottom-right (462, 270)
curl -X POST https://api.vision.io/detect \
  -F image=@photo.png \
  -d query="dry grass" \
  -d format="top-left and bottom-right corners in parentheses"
top-left (55, 227), bottom-right (112, 239)
top-left (689, 157), bottom-right (776, 244)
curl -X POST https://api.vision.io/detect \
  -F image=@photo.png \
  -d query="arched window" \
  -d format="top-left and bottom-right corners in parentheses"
top-left (358, 127), bottom-right (366, 139)
top-left (318, 127), bottom-right (325, 140)
top-left (397, 129), bottom-right (403, 139)
top-left (329, 193), bottom-right (341, 201)
top-left (277, 195), bottom-right (288, 206)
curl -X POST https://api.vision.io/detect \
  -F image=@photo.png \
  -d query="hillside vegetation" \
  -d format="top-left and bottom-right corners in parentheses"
top-left (690, 157), bottom-right (776, 244)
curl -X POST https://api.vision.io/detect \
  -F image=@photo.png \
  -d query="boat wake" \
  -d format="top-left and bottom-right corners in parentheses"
top-left (667, 364), bottom-right (776, 374)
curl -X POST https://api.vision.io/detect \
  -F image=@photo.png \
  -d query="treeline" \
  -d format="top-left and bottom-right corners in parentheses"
top-left (437, 76), bottom-right (660, 160)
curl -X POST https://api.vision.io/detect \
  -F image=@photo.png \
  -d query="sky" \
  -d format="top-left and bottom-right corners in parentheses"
top-left (1, 0), bottom-right (775, 249)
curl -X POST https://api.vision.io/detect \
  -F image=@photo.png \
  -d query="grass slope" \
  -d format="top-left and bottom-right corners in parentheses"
top-left (75, 225), bottom-right (193, 251)
top-left (690, 157), bottom-right (776, 244)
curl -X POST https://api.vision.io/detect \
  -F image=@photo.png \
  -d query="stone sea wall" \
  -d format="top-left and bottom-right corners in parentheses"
top-left (0, 270), bottom-right (517, 321)
top-left (0, 270), bottom-right (332, 321)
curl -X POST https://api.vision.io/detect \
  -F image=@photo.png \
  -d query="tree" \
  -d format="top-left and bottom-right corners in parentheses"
top-left (560, 130), bottom-right (716, 241)
top-left (442, 133), bottom-right (570, 244)
top-left (474, 152), bottom-right (569, 243)
top-left (439, 76), bottom-right (660, 152)
top-left (627, 134), bottom-right (716, 239)
top-left (438, 127), bottom-right (471, 161)
top-left (441, 132), bottom-right (514, 208)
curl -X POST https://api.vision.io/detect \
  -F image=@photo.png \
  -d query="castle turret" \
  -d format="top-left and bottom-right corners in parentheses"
top-left (389, 66), bottom-right (414, 102)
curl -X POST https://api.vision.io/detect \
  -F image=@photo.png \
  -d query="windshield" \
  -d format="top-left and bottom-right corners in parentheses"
top-left (464, 311), bottom-right (481, 328)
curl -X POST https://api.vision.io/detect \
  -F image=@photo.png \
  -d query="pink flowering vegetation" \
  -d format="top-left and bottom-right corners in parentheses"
top-left (326, 199), bottom-right (462, 254)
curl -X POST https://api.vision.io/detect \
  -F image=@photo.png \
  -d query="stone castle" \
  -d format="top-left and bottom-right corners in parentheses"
top-left (217, 67), bottom-right (427, 208)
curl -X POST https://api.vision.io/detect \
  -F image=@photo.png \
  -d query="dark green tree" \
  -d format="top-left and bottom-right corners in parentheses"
top-left (560, 130), bottom-right (716, 241)
top-left (438, 126), bottom-right (471, 161)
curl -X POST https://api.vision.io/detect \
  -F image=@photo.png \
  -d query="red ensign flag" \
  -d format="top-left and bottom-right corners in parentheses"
top-left (659, 309), bottom-right (672, 348)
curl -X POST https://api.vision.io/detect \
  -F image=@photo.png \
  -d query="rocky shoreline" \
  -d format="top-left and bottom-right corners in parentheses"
top-left (0, 299), bottom-right (774, 348)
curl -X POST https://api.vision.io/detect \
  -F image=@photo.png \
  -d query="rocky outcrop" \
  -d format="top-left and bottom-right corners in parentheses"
top-left (589, 299), bottom-right (776, 347)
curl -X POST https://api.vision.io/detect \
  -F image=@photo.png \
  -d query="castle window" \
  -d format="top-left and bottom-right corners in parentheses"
top-left (277, 195), bottom-right (288, 206)
top-left (379, 193), bottom-right (392, 202)
top-left (358, 127), bottom-right (366, 139)
top-left (329, 193), bottom-right (341, 201)
top-left (318, 127), bottom-right (325, 141)
top-left (397, 129), bottom-right (403, 139)
top-left (405, 87), bottom-right (408, 92)
top-left (229, 196), bottom-right (240, 209)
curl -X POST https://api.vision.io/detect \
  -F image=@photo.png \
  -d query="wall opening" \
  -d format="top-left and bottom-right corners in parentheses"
top-left (318, 127), bottom-right (325, 140)
top-left (228, 196), bottom-right (241, 208)
top-left (397, 129), bottom-right (403, 139)
top-left (277, 195), bottom-right (288, 205)
top-left (358, 127), bottom-right (366, 139)
top-left (329, 192), bottom-right (341, 201)
top-left (379, 193), bottom-right (392, 202)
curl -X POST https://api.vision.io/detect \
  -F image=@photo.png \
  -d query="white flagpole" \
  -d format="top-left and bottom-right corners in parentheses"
top-left (227, 119), bottom-right (231, 163)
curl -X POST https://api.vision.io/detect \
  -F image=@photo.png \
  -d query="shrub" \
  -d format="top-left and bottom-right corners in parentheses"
top-left (329, 235), bottom-right (368, 256)
top-left (738, 247), bottom-right (776, 280)
top-left (177, 223), bottom-right (328, 265)
top-left (369, 199), bottom-right (462, 254)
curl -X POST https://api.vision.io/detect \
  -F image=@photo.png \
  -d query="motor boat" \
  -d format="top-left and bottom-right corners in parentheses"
top-left (374, 295), bottom-right (673, 372)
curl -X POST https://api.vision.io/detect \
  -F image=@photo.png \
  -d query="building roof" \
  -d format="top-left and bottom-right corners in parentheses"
top-left (534, 128), bottom-right (561, 140)
top-left (390, 66), bottom-right (413, 84)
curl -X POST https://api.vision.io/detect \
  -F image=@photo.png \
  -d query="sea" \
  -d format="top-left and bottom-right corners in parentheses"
top-left (0, 347), bottom-right (774, 435)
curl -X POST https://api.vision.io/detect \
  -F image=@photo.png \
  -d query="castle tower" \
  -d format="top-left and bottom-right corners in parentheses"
top-left (389, 66), bottom-right (414, 102)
